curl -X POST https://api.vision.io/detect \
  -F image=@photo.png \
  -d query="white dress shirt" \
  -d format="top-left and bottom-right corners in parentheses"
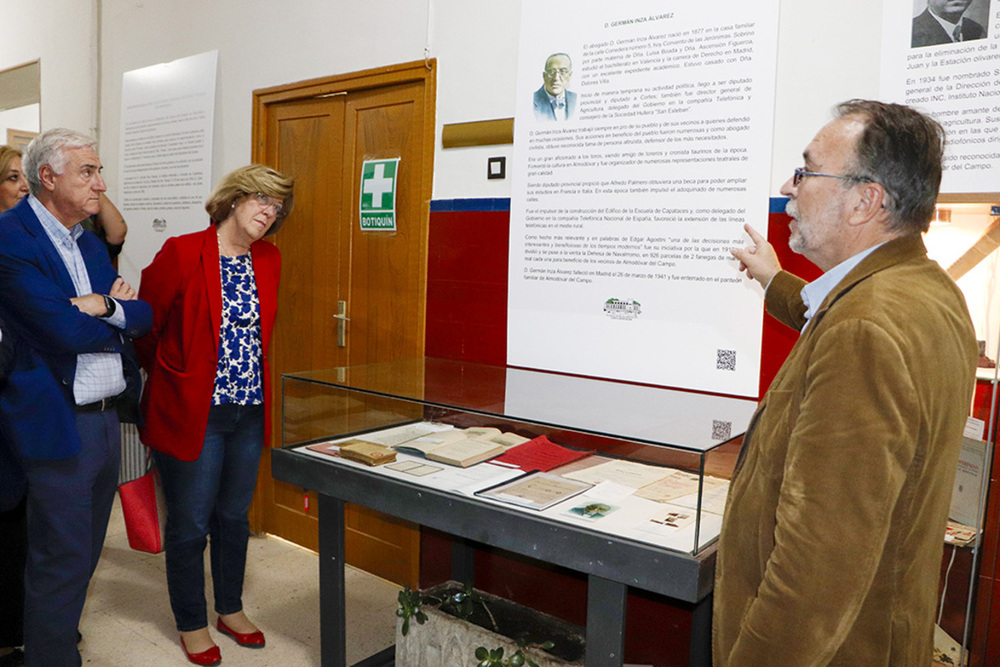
top-left (29, 195), bottom-right (127, 404)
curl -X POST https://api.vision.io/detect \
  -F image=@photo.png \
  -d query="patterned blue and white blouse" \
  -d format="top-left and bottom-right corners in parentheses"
top-left (212, 254), bottom-right (263, 405)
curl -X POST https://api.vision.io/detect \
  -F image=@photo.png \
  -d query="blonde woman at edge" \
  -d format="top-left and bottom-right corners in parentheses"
top-left (135, 165), bottom-right (294, 665)
top-left (0, 145), bottom-right (30, 667)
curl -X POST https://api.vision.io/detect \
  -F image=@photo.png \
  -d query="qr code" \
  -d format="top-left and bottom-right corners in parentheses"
top-left (712, 419), bottom-right (733, 441)
top-left (717, 349), bottom-right (737, 371)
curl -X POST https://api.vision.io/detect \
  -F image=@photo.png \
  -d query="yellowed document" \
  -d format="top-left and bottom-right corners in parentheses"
top-left (562, 459), bottom-right (674, 489)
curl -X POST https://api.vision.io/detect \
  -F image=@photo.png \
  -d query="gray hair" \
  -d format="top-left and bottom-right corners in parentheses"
top-left (23, 128), bottom-right (98, 196)
top-left (835, 100), bottom-right (944, 235)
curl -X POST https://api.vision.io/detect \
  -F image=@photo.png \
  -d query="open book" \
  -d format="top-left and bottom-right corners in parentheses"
top-left (395, 427), bottom-right (529, 467)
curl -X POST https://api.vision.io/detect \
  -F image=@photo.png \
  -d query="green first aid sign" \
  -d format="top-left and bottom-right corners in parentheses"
top-left (359, 158), bottom-right (400, 231)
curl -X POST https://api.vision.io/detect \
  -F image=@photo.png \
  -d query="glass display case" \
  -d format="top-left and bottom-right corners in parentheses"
top-left (274, 357), bottom-right (760, 666)
top-left (279, 357), bottom-right (757, 557)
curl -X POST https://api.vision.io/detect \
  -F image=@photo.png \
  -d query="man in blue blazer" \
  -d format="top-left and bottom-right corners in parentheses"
top-left (0, 313), bottom-right (25, 667)
top-left (0, 315), bottom-right (11, 383)
top-left (533, 53), bottom-right (578, 121)
top-left (0, 311), bottom-right (23, 651)
top-left (912, 0), bottom-right (986, 47)
top-left (0, 128), bottom-right (151, 667)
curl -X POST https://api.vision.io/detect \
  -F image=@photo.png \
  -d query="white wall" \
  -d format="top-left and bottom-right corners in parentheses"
top-left (0, 0), bottom-right (886, 203)
top-left (0, 0), bottom-right (97, 134)
top-left (100, 0), bottom-right (525, 202)
top-left (97, 0), bottom-right (431, 201)
top-left (430, 0), bottom-right (522, 200)
top-left (5, 1), bottom-right (997, 347)
top-left (771, 0), bottom-right (882, 191)
top-left (432, 0), bottom-right (886, 201)
top-left (0, 104), bottom-right (41, 139)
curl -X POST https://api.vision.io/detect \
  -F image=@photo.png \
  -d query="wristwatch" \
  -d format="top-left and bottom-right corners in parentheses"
top-left (101, 294), bottom-right (117, 318)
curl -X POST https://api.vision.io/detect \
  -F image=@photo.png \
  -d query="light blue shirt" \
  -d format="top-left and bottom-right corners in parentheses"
top-left (29, 195), bottom-right (127, 404)
top-left (800, 243), bottom-right (884, 332)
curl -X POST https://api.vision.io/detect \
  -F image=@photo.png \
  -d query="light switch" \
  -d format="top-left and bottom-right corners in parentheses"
top-left (487, 156), bottom-right (506, 179)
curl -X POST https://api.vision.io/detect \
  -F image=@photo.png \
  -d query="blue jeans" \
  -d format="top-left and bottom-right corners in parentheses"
top-left (153, 403), bottom-right (264, 632)
top-left (23, 410), bottom-right (120, 667)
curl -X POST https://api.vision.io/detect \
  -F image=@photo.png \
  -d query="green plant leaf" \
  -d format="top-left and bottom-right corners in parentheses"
top-left (397, 586), bottom-right (428, 638)
top-left (475, 647), bottom-right (489, 660)
top-left (540, 641), bottom-right (555, 650)
top-left (510, 651), bottom-right (525, 666)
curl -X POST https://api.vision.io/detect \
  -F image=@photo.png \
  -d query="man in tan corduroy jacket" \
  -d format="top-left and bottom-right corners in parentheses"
top-left (714, 100), bottom-right (977, 666)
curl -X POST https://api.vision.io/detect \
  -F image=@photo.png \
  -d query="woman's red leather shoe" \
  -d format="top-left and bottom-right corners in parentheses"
top-left (179, 637), bottom-right (221, 665)
top-left (216, 618), bottom-right (266, 648)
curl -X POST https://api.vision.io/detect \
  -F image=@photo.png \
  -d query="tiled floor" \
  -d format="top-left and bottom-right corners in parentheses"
top-left (78, 496), bottom-right (400, 665)
top-left (76, 497), bottom-right (961, 666)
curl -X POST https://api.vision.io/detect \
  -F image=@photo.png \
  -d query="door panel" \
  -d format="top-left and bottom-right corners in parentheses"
top-left (256, 97), bottom-right (346, 550)
top-left (251, 62), bottom-right (435, 587)
top-left (338, 82), bottom-right (428, 586)
top-left (344, 84), bottom-right (428, 367)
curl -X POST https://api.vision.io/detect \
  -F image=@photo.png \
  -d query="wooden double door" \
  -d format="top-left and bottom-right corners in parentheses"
top-left (249, 61), bottom-right (436, 587)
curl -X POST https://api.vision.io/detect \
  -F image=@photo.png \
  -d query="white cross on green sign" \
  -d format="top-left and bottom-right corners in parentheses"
top-left (359, 158), bottom-right (400, 231)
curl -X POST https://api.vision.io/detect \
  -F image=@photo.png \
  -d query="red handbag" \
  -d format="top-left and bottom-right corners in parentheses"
top-left (118, 464), bottom-right (167, 554)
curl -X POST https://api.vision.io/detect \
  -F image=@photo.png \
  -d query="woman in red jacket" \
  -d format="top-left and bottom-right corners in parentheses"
top-left (136, 165), bottom-right (293, 666)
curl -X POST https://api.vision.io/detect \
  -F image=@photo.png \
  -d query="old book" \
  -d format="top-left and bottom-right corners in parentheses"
top-left (354, 421), bottom-right (455, 447)
top-left (392, 426), bottom-right (523, 466)
top-left (464, 427), bottom-right (530, 448)
top-left (463, 426), bottom-right (502, 439)
top-left (488, 431), bottom-right (531, 448)
top-left (338, 440), bottom-right (397, 466)
top-left (393, 428), bottom-right (468, 457)
top-left (950, 436), bottom-right (986, 527)
top-left (424, 436), bottom-right (505, 468)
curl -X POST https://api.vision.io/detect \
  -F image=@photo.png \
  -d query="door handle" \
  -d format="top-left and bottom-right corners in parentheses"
top-left (334, 300), bottom-right (349, 347)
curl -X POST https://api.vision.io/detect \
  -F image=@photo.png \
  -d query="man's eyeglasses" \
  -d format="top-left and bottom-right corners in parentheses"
top-left (792, 168), bottom-right (873, 187)
top-left (252, 192), bottom-right (284, 217)
top-left (544, 68), bottom-right (571, 79)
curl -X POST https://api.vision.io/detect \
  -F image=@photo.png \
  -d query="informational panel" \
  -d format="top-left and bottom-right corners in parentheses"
top-left (118, 50), bottom-right (218, 287)
top-left (881, 0), bottom-right (999, 193)
top-left (508, 0), bottom-right (780, 397)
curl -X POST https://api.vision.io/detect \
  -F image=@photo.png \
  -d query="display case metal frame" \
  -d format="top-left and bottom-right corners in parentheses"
top-left (272, 445), bottom-right (718, 667)
top-left (272, 358), bottom-right (754, 667)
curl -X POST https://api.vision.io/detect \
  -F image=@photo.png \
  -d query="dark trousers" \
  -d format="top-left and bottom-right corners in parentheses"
top-left (22, 410), bottom-right (120, 667)
top-left (154, 403), bottom-right (264, 632)
top-left (0, 496), bottom-right (27, 649)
